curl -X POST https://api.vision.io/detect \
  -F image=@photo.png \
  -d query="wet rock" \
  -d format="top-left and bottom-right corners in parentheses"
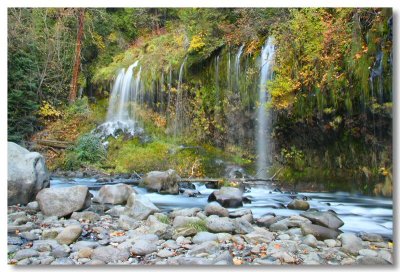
top-left (256, 215), bottom-right (284, 228)
top-left (204, 202), bottom-right (229, 217)
top-left (51, 245), bottom-right (71, 258)
top-left (8, 142), bottom-right (50, 205)
top-left (56, 225), bottom-right (82, 245)
top-left (233, 217), bottom-right (254, 234)
top-left (178, 181), bottom-right (196, 190)
top-left (269, 222), bottom-right (288, 232)
top-left (8, 211), bottom-right (27, 222)
top-left (208, 187), bottom-right (244, 208)
top-left (42, 228), bottom-right (62, 239)
top-left (205, 215), bottom-right (235, 233)
top-left (181, 189), bottom-right (200, 197)
top-left (278, 215), bottom-right (311, 228)
top-left (339, 233), bottom-right (363, 255)
top-left (13, 215), bottom-right (30, 225)
top-left (300, 211), bottom-right (344, 229)
top-left (92, 246), bottom-right (130, 263)
top-left (355, 256), bottom-right (391, 265)
top-left (141, 169), bottom-right (180, 194)
top-left (8, 222), bottom-right (35, 233)
top-left (244, 228), bottom-right (274, 243)
top-left (130, 240), bottom-right (158, 256)
top-left (192, 232), bottom-right (218, 244)
top-left (93, 183), bottom-right (134, 205)
top-left (124, 193), bottom-right (160, 220)
top-left (14, 248), bottom-right (39, 261)
top-left (71, 211), bottom-right (100, 222)
top-left (162, 240), bottom-right (180, 249)
top-left (36, 185), bottom-right (92, 217)
top-left (287, 199), bottom-right (310, 210)
top-left (26, 201), bottom-right (40, 211)
top-left (301, 223), bottom-right (341, 240)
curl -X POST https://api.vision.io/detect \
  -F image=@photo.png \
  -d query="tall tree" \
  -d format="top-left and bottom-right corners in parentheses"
top-left (69, 8), bottom-right (85, 103)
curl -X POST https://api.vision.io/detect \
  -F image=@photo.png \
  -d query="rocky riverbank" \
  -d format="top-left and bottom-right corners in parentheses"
top-left (7, 186), bottom-right (393, 265)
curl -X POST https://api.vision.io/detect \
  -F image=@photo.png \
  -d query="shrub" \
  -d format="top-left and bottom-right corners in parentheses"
top-left (65, 96), bottom-right (90, 117)
top-left (74, 133), bottom-right (106, 163)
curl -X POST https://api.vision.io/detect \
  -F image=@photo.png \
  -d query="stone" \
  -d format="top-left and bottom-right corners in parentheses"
top-left (269, 222), bottom-right (288, 232)
top-left (14, 248), bottom-right (39, 261)
top-left (278, 215), bottom-right (312, 228)
top-left (26, 201), bottom-right (40, 211)
top-left (51, 258), bottom-right (75, 265)
top-left (141, 169), bottom-right (180, 194)
top-left (378, 250), bottom-right (393, 263)
top-left (93, 183), bottom-right (135, 205)
top-left (70, 241), bottom-right (99, 252)
top-left (204, 202), bottom-right (229, 217)
top-left (173, 215), bottom-right (202, 228)
top-left (8, 142), bottom-right (50, 205)
top-left (181, 189), bottom-right (200, 197)
top-left (157, 248), bottom-right (175, 258)
top-left (324, 239), bottom-right (337, 248)
top-left (168, 256), bottom-right (213, 265)
top-left (359, 233), bottom-right (384, 242)
top-left (118, 215), bottom-right (140, 230)
top-left (124, 193), bottom-right (160, 220)
top-left (56, 225), bottom-right (82, 245)
top-left (36, 186), bottom-right (92, 217)
top-left (71, 211), bottom-right (100, 222)
top-left (130, 240), bottom-right (158, 256)
top-left (42, 228), bottom-right (62, 239)
top-left (187, 241), bottom-right (219, 256)
top-left (170, 208), bottom-right (201, 218)
top-left (356, 256), bottom-right (391, 265)
top-left (256, 215), bottom-right (284, 228)
top-left (301, 223), bottom-right (341, 240)
top-left (287, 199), bottom-right (310, 210)
top-left (105, 205), bottom-right (125, 217)
top-left (19, 231), bottom-right (39, 241)
top-left (212, 250), bottom-right (233, 265)
top-left (192, 232), bottom-right (218, 244)
top-left (78, 247), bottom-right (94, 258)
top-left (303, 234), bottom-right (318, 247)
top-left (92, 246), bottom-right (130, 263)
top-left (85, 259), bottom-right (105, 265)
top-left (51, 245), bottom-right (71, 258)
top-left (162, 240), bottom-right (180, 249)
top-left (207, 187), bottom-right (244, 208)
top-left (244, 229), bottom-right (274, 244)
top-left (8, 245), bottom-right (19, 254)
top-left (278, 234), bottom-right (290, 240)
top-left (300, 211), bottom-right (344, 229)
top-left (8, 236), bottom-right (23, 245)
top-left (359, 249), bottom-right (378, 257)
top-left (217, 233), bottom-right (232, 242)
top-left (233, 217), bottom-right (254, 234)
top-left (205, 215), bottom-right (235, 233)
top-left (40, 256), bottom-right (55, 265)
top-left (339, 233), bottom-right (363, 255)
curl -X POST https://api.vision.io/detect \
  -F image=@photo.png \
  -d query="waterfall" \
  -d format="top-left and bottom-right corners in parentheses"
top-left (256, 37), bottom-right (275, 179)
top-left (174, 56), bottom-right (187, 137)
top-left (94, 61), bottom-right (143, 138)
top-left (234, 44), bottom-right (244, 91)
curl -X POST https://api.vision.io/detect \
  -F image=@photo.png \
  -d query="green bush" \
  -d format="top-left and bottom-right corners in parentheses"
top-left (74, 133), bottom-right (106, 163)
top-left (65, 97), bottom-right (90, 117)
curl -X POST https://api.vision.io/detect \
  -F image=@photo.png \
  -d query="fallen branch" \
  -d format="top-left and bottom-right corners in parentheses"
top-left (36, 139), bottom-right (72, 149)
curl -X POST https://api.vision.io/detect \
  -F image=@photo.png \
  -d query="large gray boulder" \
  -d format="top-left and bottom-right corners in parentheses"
top-left (36, 186), bottom-right (92, 217)
top-left (204, 202), bottom-right (229, 217)
top-left (301, 223), bottom-right (341, 240)
top-left (339, 233), bottom-right (363, 255)
top-left (287, 199), bottom-right (310, 210)
top-left (124, 192), bottom-right (160, 220)
top-left (93, 183), bottom-right (135, 205)
top-left (205, 215), bottom-right (235, 233)
top-left (141, 169), bottom-right (180, 194)
top-left (207, 187), bottom-right (244, 208)
top-left (8, 142), bottom-right (50, 205)
top-left (300, 211), bottom-right (344, 229)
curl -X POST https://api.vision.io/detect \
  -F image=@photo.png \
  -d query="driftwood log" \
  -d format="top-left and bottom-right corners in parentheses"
top-left (35, 139), bottom-right (72, 149)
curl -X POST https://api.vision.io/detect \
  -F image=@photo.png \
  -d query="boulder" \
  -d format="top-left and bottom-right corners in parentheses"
top-left (93, 183), bottom-right (134, 205)
top-left (339, 233), bottom-right (363, 255)
top-left (130, 240), bottom-right (158, 256)
top-left (233, 217), bottom-right (255, 234)
top-left (192, 232), bottom-right (218, 244)
top-left (8, 142), bottom-right (50, 205)
top-left (56, 225), bottom-right (82, 245)
top-left (205, 215), bottom-right (235, 233)
top-left (36, 186), bottom-right (92, 217)
top-left (287, 199), bottom-right (310, 210)
top-left (207, 187), bottom-right (244, 208)
top-left (300, 211), bottom-right (344, 229)
top-left (141, 169), bottom-right (180, 194)
top-left (204, 202), bottom-right (229, 217)
top-left (124, 192), bottom-right (160, 220)
top-left (301, 223), bottom-right (341, 240)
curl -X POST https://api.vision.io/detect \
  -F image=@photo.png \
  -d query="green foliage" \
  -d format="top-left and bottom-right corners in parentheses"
top-left (155, 214), bottom-right (171, 225)
top-left (65, 97), bottom-right (90, 118)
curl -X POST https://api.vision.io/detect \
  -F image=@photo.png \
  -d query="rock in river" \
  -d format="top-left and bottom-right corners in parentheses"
top-left (287, 199), bottom-right (310, 211)
top-left (8, 142), bottom-right (50, 205)
top-left (207, 187), bottom-right (244, 208)
top-left (300, 211), bottom-right (344, 229)
top-left (36, 186), bottom-right (92, 217)
top-left (301, 223), bottom-right (341, 240)
top-left (124, 192), bottom-right (160, 220)
top-left (93, 183), bottom-right (135, 205)
top-left (141, 169), bottom-right (180, 194)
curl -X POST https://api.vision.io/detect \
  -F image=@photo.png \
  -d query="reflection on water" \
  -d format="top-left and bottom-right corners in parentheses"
top-left (50, 178), bottom-right (393, 238)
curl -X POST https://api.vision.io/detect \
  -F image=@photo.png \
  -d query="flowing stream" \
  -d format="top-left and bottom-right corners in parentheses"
top-left (50, 177), bottom-right (393, 239)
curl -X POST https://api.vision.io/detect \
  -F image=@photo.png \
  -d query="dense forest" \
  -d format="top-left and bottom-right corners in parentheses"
top-left (8, 8), bottom-right (392, 195)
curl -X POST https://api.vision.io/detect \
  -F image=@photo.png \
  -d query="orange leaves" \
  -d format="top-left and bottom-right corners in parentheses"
top-left (110, 231), bottom-right (125, 237)
top-left (233, 257), bottom-right (243, 265)
top-left (274, 243), bottom-right (282, 250)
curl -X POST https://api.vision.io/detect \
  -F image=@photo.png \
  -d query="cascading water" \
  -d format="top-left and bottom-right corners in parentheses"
top-left (256, 37), bottom-right (275, 179)
top-left (235, 44), bottom-right (244, 91)
top-left (173, 56), bottom-right (187, 137)
top-left (94, 61), bottom-right (143, 139)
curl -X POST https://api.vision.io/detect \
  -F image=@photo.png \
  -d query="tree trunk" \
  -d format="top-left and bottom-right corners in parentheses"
top-left (69, 8), bottom-right (85, 103)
